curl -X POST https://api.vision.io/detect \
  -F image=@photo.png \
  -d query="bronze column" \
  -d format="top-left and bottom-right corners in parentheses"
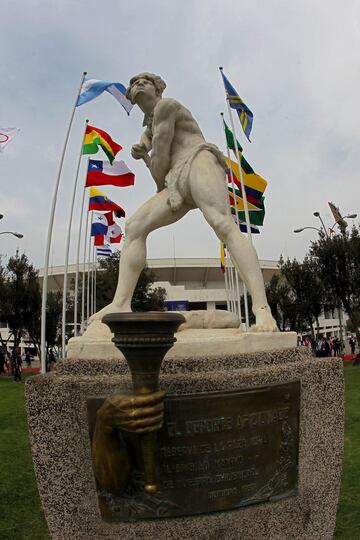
top-left (103, 311), bottom-right (185, 493)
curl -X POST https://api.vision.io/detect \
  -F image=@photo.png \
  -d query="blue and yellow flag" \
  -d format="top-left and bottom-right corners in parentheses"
top-left (221, 70), bottom-right (253, 141)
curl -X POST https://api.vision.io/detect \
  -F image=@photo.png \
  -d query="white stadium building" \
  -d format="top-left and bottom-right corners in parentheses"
top-left (0, 257), bottom-right (343, 355)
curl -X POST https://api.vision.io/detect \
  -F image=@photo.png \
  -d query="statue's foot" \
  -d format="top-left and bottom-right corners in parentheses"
top-left (250, 305), bottom-right (278, 333)
top-left (78, 302), bottom-right (132, 340)
top-left (88, 302), bottom-right (132, 324)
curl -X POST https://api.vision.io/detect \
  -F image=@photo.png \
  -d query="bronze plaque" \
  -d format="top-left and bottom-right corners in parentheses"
top-left (87, 381), bottom-right (300, 521)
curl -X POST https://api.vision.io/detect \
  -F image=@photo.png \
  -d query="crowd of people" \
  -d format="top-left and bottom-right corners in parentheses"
top-left (297, 334), bottom-right (358, 358)
top-left (0, 347), bottom-right (58, 382)
top-left (0, 347), bottom-right (26, 382)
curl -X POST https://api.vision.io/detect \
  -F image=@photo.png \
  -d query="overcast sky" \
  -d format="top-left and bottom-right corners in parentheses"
top-left (1, 0), bottom-right (359, 270)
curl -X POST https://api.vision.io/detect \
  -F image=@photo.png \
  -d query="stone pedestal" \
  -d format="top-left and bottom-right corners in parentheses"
top-left (67, 326), bottom-right (297, 360)
top-left (26, 346), bottom-right (344, 540)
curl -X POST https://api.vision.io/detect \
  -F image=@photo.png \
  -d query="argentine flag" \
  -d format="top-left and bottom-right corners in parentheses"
top-left (76, 77), bottom-right (133, 115)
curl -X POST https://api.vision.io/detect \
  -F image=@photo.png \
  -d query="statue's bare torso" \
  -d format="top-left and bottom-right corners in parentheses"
top-left (153, 99), bottom-right (205, 162)
top-left (139, 98), bottom-right (206, 193)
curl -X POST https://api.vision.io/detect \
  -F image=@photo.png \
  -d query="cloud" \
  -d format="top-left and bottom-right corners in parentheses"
top-left (0, 0), bottom-right (359, 269)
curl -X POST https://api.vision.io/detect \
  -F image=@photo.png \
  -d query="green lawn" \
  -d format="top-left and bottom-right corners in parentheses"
top-left (0, 373), bottom-right (49, 540)
top-left (334, 366), bottom-right (360, 539)
top-left (0, 368), bottom-right (359, 539)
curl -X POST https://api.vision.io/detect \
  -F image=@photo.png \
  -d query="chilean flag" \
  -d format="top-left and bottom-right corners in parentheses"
top-left (86, 159), bottom-right (135, 188)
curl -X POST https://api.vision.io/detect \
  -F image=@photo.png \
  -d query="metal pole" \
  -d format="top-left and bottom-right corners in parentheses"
top-left (337, 306), bottom-right (344, 352)
top-left (243, 283), bottom-right (250, 328)
top-left (91, 242), bottom-right (95, 316)
top-left (40, 71), bottom-right (87, 373)
top-left (220, 68), bottom-right (252, 242)
top-left (229, 262), bottom-right (236, 313)
top-left (314, 213), bottom-right (329, 238)
top-left (221, 113), bottom-right (243, 324)
top-left (61, 120), bottom-right (88, 358)
top-left (86, 213), bottom-right (92, 324)
top-left (222, 243), bottom-right (230, 312)
top-left (223, 104), bottom-right (251, 329)
top-left (224, 263), bottom-right (230, 312)
top-left (74, 185), bottom-right (87, 336)
top-left (94, 251), bottom-right (97, 315)
top-left (81, 209), bottom-right (89, 334)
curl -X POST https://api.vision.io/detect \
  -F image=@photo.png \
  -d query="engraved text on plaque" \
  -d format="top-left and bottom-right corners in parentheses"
top-left (87, 381), bottom-right (300, 521)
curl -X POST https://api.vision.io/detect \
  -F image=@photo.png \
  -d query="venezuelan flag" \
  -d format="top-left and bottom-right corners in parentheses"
top-left (88, 187), bottom-right (126, 216)
top-left (83, 125), bottom-right (122, 165)
top-left (221, 71), bottom-right (253, 141)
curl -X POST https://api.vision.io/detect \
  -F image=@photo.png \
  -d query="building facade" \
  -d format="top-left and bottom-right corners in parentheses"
top-left (0, 257), bottom-right (344, 354)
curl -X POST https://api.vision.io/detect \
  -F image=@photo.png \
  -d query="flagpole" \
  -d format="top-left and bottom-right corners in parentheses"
top-left (228, 262), bottom-right (234, 313)
top-left (81, 209), bottom-right (90, 334)
top-left (243, 283), bottom-right (250, 330)
top-left (86, 212), bottom-right (93, 324)
top-left (221, 242), bottom-right (231, 312)
top-left (74, 184), bottom-right (86, 336)
top-left (40, 71), bottom-right (87, 373)
top-left (94, 250), bottom-right (97, 315)
top-left (229, 259), bottom-right (236, 313)
top-left (219, 67), bottom-right (252, 243)
top-left (224, 259), bottom-right (230, 312)
top-left (91, 242), bottom-right (95, 315)
top-left (61, 120), bottom-right (88, 358)
top-left (221, 113), bottom-right (243, 324)
top-left (219, 72), bottom-right (251, 329)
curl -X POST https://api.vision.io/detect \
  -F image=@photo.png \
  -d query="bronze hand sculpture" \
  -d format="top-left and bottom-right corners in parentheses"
top-left (92, 390), bottom-right (165, 496)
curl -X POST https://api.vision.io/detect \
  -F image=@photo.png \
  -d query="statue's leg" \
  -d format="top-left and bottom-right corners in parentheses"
top-left (93, 189), bottom-right (189, 318)
top-left (189, 152), bottom-right (277, 332)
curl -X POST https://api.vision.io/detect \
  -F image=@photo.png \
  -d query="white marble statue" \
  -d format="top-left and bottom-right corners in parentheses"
top-left (93, 72), bottom-right (277, 332)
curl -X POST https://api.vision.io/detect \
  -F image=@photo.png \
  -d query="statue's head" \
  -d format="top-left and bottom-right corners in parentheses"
top-left (126, 73), bottom-right (166, 104)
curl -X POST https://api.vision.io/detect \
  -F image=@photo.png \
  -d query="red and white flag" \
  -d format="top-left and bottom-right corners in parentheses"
top-left (0, 127), bottom-right (19, 151)
top-left (93, 211), bottom-right (123, 245)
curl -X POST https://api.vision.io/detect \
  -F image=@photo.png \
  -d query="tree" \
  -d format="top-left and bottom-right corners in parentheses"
top-left (264, 256), bottom-right (328, 338)
top-left (0, 252), bottom-right (41, 351)
top-left (45, 291), bottom-right (63, 348)
top-left (309, 225), bottom-right (360, 342)
top-left (95, 252), bottom-right (167, 312)
top-left (265, 274), bottom-right (299, 332)
top-left (0, 258), bottom-right (8, 348)
top-left (131, 266), bottom-right (167, 312)
top-left (279, 256), bottom-right (326, 340)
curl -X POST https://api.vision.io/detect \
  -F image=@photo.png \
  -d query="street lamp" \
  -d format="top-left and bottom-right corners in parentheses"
top-left (328, 214), bottom-right (357, 236)
top-left (293, 226), bottom-right (322, 234)
top-left (0, 231), bottom-right (24, 238)
top-left (296, 212), bottom-right (358, 238)
top-left (0, 214), bottom-right (3, 220)
top-left (313, 211), bottom-right (328, 236)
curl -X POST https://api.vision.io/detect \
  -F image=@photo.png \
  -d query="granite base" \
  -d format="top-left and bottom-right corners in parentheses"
top-left (26, 347), bottom-right (344, 540)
